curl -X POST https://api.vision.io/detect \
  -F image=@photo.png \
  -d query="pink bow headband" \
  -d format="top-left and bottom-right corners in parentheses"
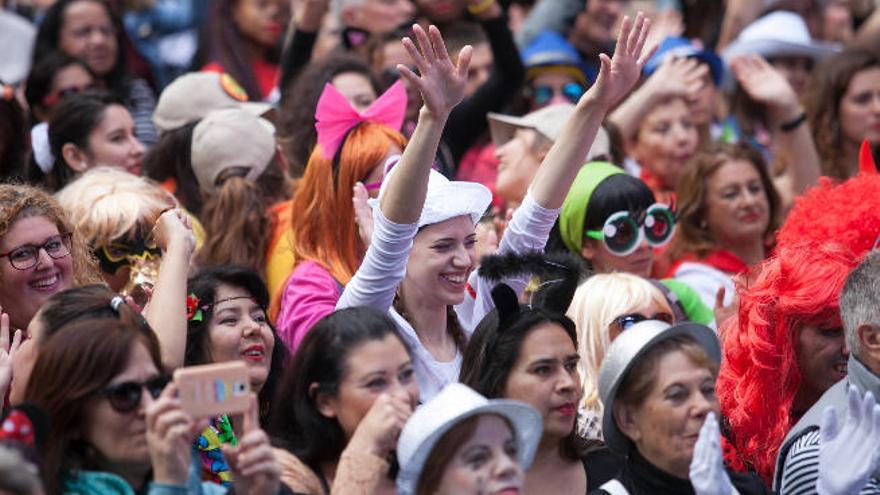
top-left (314, 80), bottom-right (407, 159)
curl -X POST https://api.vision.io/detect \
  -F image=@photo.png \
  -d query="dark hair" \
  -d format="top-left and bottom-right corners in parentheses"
top-left (141, 123), bottom-right (202, 214)
top-left (200, 0), bottom-right (282, 101)
top-left (33, 0), bottom-right (129, 98)
top-left (0, 89), bottom-right (28, 183)
top-left (807, 49), bottom-right (880, 179)
top-left (35, 89), bottom-right (122, 191)
top-left (23, 315), bottom-right (163, 495)
top-left (24, 52), bottom-right (95, 123)
top-left (460, 305), bottom-right (586, 460)
top-left (269, 306), bottom-right (409, 472)
top-left (185, 265), bottom-right (288, 424)
top-left (546, 173), bottom-right (656, 257)
top-left (277, 54), bottom-right (380, 177)
top-left (36, 284), bottom-right (149, 342)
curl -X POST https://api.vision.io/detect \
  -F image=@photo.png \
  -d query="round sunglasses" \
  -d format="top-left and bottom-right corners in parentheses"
top-left (612, 312), bottom-right (674, 332)
top-left (586, 204), bottom-right (676, 257)
top-left (532, 82), bottom-right (586, 106)
top-left (100, 375), bottom-right (170, 414)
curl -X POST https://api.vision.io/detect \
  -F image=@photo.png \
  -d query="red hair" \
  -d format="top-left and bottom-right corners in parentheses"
top-left (718, 241), bottom-right (858, 483)
top-left (268, 123), bottom-right (406, 319)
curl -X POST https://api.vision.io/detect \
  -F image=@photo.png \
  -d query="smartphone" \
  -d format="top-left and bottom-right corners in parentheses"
top-left (174, 361), bottom-right (251, 418)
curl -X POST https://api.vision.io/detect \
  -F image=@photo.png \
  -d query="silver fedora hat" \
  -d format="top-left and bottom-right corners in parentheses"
top-left (598, 320), bottom-right (722, 454)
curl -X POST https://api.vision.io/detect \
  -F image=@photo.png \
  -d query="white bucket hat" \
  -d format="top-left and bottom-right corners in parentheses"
top-left (488, 105), bottom-right (610, 162)
top-left (396, 383), bottom-right (543, 495)
top-left (598, 320), bottom-right (721, 454)
top-left (368, 167), bottom-right (492, 228)
top-left (722, 10), bottom-right (840, 63)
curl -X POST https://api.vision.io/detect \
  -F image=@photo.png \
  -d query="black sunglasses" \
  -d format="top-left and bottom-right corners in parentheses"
top-left (100, 375), bottom-right (170, 414)
top-left (612, 312), bottom-right (674, 331)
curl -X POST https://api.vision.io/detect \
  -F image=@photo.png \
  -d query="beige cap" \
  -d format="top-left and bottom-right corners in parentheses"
top-left (191, 108), bottom-right (276, 192)
top-left (153, 72), bottom-right (273, 132)
top-left (487, 104), bottom-right (610, 161)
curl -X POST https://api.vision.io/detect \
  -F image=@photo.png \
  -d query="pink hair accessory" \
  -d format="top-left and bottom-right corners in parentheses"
top-left (315, 80), bottom-right (407, 159)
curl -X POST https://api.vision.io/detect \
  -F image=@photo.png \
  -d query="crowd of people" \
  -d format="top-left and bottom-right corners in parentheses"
top-left (3, 0), bottom-right (880, 494)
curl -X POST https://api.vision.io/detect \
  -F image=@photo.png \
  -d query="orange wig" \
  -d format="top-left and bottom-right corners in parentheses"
top-left (284, 122), bottom-right (406, 291)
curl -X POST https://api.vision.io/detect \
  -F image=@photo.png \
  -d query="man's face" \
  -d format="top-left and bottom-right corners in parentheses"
top-left (342, 0), bottom-right (416, 35)
top-left (569, 0), bottom-right (628, 52)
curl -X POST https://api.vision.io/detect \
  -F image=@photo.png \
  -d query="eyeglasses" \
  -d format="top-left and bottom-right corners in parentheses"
top-left (612, 312), bottom-right (674, 332)
top-left (0, 233), bottom-right (73, 270)
top-left (586, 204), bottom-right (676, 257)
top-left (363, 154), bottom-right (402, 191)
top-left (100, 375), bottom-right (170, 414)
top-left (532, 82), bottom-right (586, 106)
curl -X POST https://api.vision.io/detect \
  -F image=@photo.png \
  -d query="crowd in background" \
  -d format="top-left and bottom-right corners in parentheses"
top-left (3, 0), bottom-right (880, 494)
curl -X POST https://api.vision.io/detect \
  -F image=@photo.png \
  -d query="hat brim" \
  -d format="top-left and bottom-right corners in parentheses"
top-left (601, 322), bottom-right (721, 455)
top-left (396, 400), bottom-right (542, 495)
top-left (487, 112), bottom-right (534, 148)
top-left (722, 39), bottom-right (840, 62)
top-left (367, 179), bottom-right (491, 228)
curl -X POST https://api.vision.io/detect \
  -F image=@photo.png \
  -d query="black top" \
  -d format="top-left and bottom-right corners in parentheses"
top-left (587, 449), bottom-right (771, 495)
top-left (584, 446), bottom-right (624, 493)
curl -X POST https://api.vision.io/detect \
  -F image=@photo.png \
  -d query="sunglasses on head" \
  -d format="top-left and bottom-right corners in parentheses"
top-left (532, 82), bottom-right (585, 106)
top-left (100, 375), bottom-right (170, 414)
top-left (612, 312), bottom-right (674, 331)
top-left (586, 203), bottom-right (676, 257)
top-left (41, 83), bottom-right (97, 107)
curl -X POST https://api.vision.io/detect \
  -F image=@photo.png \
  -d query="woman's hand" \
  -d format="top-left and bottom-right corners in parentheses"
top-left (730, 55), bottom-right (801, 121)
top-left (146, 383), bottom-right (206, 485)
top-left (586, 12), bottom-right (653, 111)
top-left (152, 208), bottom-right (195, 257)
top-left (647, 57), bottom-right (709, 101)
top-left (223, 395), bottom-right (281, 495)
top-left (0, 308), bottom-right (21, 410)
top-left (398, 24), bottom-right (472, 120)
top-left (352, 182), bottom-right (374, 247)
top-left (689, 412), bottom-right (736, 495)
top-left (816, 386), bottom-right (880, 495)
top-left (346, 393), bottom-right (413, 458)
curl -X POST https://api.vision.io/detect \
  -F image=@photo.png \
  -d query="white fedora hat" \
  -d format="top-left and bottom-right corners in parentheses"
top-left (722, 10), bottom-right (840, 63)
top-left (396, 383), bottom-right (542, 495)
top-left (369, 167), bottom-right (492, 228)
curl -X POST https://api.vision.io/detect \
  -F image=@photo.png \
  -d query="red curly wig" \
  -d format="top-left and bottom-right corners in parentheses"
top-left (720, 144), bottom-right (880, 483)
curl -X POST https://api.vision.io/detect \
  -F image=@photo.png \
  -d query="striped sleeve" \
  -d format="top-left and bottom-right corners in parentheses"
top-left (780, 429), bottom-right (880, 494)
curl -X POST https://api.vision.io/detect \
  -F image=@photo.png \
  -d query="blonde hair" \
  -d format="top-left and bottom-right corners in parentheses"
top-left (566, 273), bottom-right (672, 415)
top-left (55, 167), bottom-right (177, 247)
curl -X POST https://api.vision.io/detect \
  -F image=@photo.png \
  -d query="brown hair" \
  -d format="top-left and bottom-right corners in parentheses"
top-left (415, 414), bottom-right (512, 494)
top-left (0, 184), bottom-right (101, 286)
top-left (615, 335), bottom-right (718, 412)
top-left (23, 312), bottom-right (162, 494)
top-left (670, 142), bottom-right (781, 260)
top-left (807, 49), bottom-right (880, 180)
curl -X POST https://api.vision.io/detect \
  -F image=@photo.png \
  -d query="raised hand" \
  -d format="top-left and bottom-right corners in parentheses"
top-left (224, 394), bottom-right (281, 495)
top-left (147, 382), bottom-right (206, 485)
top-left (352, 182), bottom-right (374, 247)
top-left (730, 55), bottom-right (800, 114)
top-left (152, 208), bottom-right (195, 257)
top-left (816, 386), bottom-right (880, 495)
top-left (649, 57), bottom-right (710, 101)
top-left (588, 12), bottom-right (653, 110)
top-left (689, 412), bottom-right (736, 495)
top-left (398, 24), bottom-right (472, 119)
top-left (0, 307), bottom-right (21, 411)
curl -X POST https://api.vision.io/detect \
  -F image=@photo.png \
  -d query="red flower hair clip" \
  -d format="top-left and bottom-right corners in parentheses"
top-left (186, 293), bottom-right (203, 322)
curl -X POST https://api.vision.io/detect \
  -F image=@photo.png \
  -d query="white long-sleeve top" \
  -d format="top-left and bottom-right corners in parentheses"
top-left (337, 191), bottom-right (560, 401)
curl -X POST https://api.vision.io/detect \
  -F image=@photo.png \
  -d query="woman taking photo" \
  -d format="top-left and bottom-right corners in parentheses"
top-left (32, 90), bottom-right (145, 192)
top-left (33, 0), bottom-right (158, 145)
top-left (666, 142), bottom-right (781, 309)
top-left (269, 306), bottom-right (418, 494)
top-left (566, 272), bottom-right (675, 440)
top-left (395, 383), bottom-right (542, 495)
top-left (339, 15), bottom-right (652, 401)
top-left (0, 184), bottom-right (100, 333)
top-left (22, 306), bottom-right (280, 494)
top-left (594, 320), bottom-right (768, 494)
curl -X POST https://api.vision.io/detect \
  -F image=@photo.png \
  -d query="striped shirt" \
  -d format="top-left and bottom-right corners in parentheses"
top-left (780, 429), bottom-right (880, 494)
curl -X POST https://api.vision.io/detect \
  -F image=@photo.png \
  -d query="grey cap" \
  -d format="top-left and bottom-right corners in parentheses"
top-left (487, 104), bottom-right (610, 161)
top-left (598, 320), bottom-right (721, 454)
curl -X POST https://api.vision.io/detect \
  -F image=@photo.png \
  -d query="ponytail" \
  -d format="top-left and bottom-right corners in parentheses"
top-left (197, 176), bottom-right (270, 273)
